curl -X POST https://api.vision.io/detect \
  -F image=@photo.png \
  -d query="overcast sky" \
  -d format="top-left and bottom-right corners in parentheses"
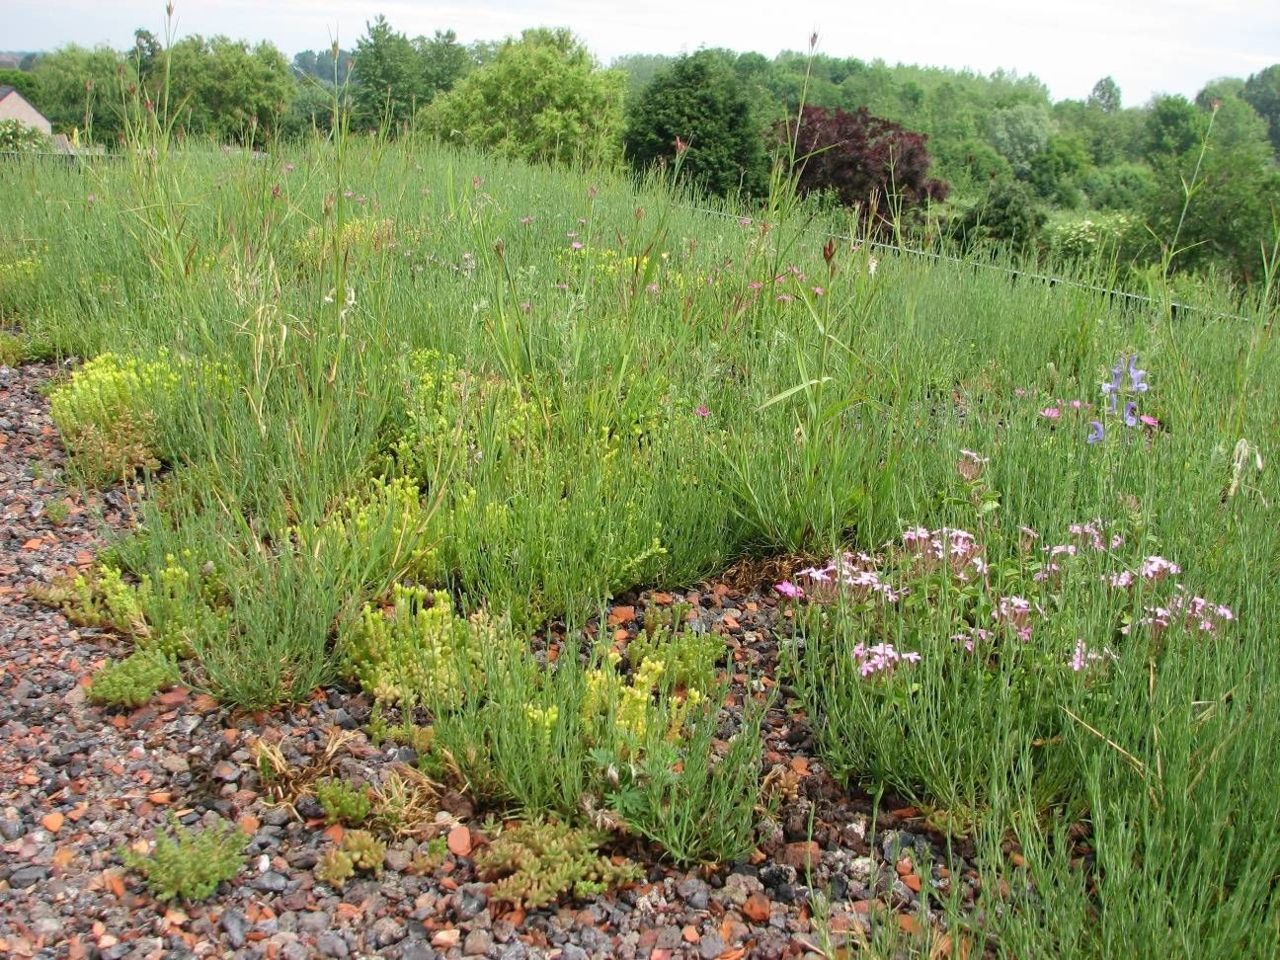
top-left (7, 0), bottom-right (1279, 105)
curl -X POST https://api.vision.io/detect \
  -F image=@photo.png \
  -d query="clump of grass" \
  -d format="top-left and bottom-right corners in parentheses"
top-left (0, 330), bottom-right (23, 366)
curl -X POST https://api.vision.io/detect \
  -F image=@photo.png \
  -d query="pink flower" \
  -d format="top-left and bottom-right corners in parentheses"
top-left (1106, 570), bottom-right (1135, 588)
top-left (695, 404), bottom-right (710, 418)
top-left (1040, 407), bottom-right (1062, 420)
top-left (1070, 639), bottom-right (1113, 672)
top-left (1139, 414), bottom-right (1160, 427)
top-left (1140, 556), bottom-right (1181, 581)
top-left (570, 241), bottom-right (584, 251)
top-left (812, 286), bottom-right (825, 296)
top-left (774, 581), bottom-right (803, 599)
top-left (852, 642), bottom-right (920, 677)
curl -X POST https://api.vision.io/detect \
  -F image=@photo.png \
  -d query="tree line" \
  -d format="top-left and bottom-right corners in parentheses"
top-left (3, 18), bottom-right (1277, 284)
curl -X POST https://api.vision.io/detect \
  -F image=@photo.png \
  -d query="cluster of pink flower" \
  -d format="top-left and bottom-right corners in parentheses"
top-left (950, 626), bottom-right (994, 652)
top-left (852, 642), bottom-right (922, 677)
top-left (775, 552), bottom-right (905, 604)
top-left (1123, 588), bottom-right (1235, 639)
top-left (1102, 555), bottom-right (1181, 588)
top-left (1068, 519), bottom-right (1125, 552)
top-left (1028, 520), bottom-right (1126, 582)
top-left (1039, 399), bottom-right (1092, 419)
top-left (993, 594), bottom-right (1040, 642)
top-left (899, 526), bottom-right (987, 582)
top-left (1069, 639), bottom-right (1116, 672)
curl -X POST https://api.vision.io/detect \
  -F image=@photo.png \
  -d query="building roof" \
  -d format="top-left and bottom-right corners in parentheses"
top-left (0, 86), bottom-right (15, 99)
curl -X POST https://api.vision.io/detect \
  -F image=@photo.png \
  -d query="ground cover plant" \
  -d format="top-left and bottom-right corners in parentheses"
top-left (1, 120), bottom-right (1277, 956)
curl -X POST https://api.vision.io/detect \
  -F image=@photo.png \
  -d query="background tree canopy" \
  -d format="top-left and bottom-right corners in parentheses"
top-left (6, 17), bottom-right (1276, 285)
top-left (623, 50), bottom-right (769, 198)
top-left (421, 29), bottom-right (626, 167)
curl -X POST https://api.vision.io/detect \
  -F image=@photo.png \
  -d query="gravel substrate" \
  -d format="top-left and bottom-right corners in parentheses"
top-left (0, 361), bottom-right (979, 959)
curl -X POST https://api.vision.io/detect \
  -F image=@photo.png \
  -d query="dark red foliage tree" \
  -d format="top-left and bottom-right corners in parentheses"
top-left (781, 105), bottom-right (949, 232)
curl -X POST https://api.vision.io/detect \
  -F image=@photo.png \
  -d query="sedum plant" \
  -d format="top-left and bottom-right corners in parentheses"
top-left (48, 352), bottom-right (180, 484)
top-left (341, 583), bottom-right (507, 708)
top-left (475, 817), bottom-right (641, 909)
top-left (313, 778), bottom-right (373, 826)
top-left (120, 817), bottom-right (246, 902)
top-left (89, 648), bottom-right (182, 708)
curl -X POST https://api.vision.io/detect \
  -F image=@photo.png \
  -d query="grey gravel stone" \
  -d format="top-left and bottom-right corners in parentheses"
top-left (253, 870), bottom-right (290, 893)
top-left (677, 876), bottom-right (710, 910)
top-left (463, 929), bottom-right (493, 956)
top-left (316, 932), bottom-right (350, 958)
top-left (8, 865), bottom-right (50, 889)
top-left (456, 882), bottom-right (489, 919)
top-left (221, 909), bottom-right (247, 949)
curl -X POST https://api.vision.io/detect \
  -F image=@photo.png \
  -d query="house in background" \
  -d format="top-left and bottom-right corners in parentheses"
top-left (0, 86), bottom-right (52, 135)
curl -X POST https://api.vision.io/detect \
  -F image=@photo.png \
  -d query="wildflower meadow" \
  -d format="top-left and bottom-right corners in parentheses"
top-left (1, 134), bottom-right (1277, 956)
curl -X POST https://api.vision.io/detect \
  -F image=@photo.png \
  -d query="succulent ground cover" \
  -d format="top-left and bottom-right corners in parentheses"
top-left (0, 140), bottom-right (1277, 958)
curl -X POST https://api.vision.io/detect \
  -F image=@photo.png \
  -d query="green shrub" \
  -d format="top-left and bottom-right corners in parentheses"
top-left (0, 119), bottom-right (48, 153)
top-left (120, 817), bottom-right (246, 902)
top-left (475, 817), bottom-right (641, 908)
top-left (89, 648), bottom-right (182, 708)
top-left (0, 331), bottom-right (22, 366)
top-left (315, 829), bottom-right (386, 886)
top-left (43, 555), bottom-right (228, 658)
top-left (300, 476), bottom-right (443, 591)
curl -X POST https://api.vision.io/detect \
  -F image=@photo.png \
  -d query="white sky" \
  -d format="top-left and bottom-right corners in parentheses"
top-left (6, 0), bottom-right (1279, 105)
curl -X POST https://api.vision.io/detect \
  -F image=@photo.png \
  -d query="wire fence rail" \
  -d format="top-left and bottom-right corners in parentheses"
top-left (683, 203), bottom-right (1259, 325)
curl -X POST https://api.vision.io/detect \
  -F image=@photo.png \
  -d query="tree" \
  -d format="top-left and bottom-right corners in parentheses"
top-left (953, 180), bottom-right (1046, 252)
top-left (1027, 133), bottom-right (1089, 207)
top-left (783, 105), bottom-right (949, 231)
top-left (1143, 99), bottom-right (1279, 282)
top-left (1242, 64), bottom-right (1280, 156)
top-left (166, 36), bottom-right (294, 145)
top-left (292, 48), bottom-right (354, 86)
top-left (985, 103), bottom-right (1052, 177)
top-left (0, 69), bottom-right (40, 107)
top-left (30, 46), bottom-right (135, 142)
top-left (132, 29), bottom-right (162, 84)
top-left (612, 53), bottom-right (674, 104)
top-left (423, 29), bottom-right (625, 166)
top-left (414, 30), bottom-right (470, 101)
top-left (1143, 95), bottom-right (1206, 161)
top-left (1088, 76), bottom-right (1121, 113)
top-left (624, 50), bottom-right (768, 197)
top-left (352, 16), bottom-right (422, 131)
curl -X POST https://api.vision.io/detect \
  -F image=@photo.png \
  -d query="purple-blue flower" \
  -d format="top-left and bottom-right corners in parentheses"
top-left (1124, 401), bottom-right (1139, 427)
top-left (1128, 355), bottom-right (1148, 393)
top-left (1087, 421), bottom-right (1105, 444)
top-left (1110, 357), bottom-right (1126, 391)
